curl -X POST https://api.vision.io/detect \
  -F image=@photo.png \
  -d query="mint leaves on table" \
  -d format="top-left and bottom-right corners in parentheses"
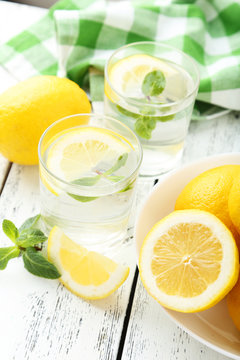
top-left (142, 70), bottom-right (166, 97)
top-left (0, 214), bottom-right (60, 279)
top-left (68, 153), bottom-right (128, 202)
top-left (22, 247), bottom-right (60, 279)
top-left (0, 246), bottom-right (20, 270)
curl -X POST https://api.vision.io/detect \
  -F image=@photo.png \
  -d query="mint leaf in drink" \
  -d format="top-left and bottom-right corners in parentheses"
top-left (142, 70), bottom-right (166, 97)
top-left (119, 179), bottom-right (135, 193)
top-left (19, 214), bottom-right (41, 232)
top-left (104, 153), bottom-right (128, 176)
top-left (156, 114), bottom-right (174, 122)
top-left (68, 193), bottom-right (99, 202)
top-left (0, 246), bottom-right (20, 270)
top-left (116, 105), bottom-right (140, 119)
top-left (17, 229), bottom-right (47, 248)
top-left (2, 220), bottom-right (19, 243)
top-left (71, 175), bottom-right (101, 186)
top-left (22, 247), bottom-right (61, 279)
top-left (135, 115), bottom-right (157, 140)
top-left (106, 175), bottom-right (124, 182)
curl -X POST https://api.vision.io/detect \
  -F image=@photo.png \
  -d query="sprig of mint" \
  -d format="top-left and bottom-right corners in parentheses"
top-left (68, 153), bottom-right (128, 202)
top-left (0, 215), bottom-right (60, 279)
top-left (116, 70), bottom-right (174, 140)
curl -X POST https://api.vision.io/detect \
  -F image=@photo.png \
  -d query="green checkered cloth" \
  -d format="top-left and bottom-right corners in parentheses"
top-left (0, 0), bottom-right (240, 119)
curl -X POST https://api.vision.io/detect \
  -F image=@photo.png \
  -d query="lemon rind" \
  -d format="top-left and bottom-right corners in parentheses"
top-left (139, 209), bottom-right (239, 313)
top-left (48, 227), bottom-right (130, 300)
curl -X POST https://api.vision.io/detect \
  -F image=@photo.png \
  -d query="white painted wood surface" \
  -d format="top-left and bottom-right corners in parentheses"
top-left (0, 1), bottom-right (47, 188)
top-left (0, 5), bottom-right (144, 359)
top-left (0, 2), bottom-right (240, 360)
top-left (121, 112), bottom-right (240, 360)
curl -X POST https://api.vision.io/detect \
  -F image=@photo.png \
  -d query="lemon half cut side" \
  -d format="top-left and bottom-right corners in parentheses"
top-left (48, 227), bottom-right (130, 300)
top-left (139, 209), bottom-right (239, 313)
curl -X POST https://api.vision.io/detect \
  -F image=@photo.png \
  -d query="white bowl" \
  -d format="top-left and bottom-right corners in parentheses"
top-left (135, 153), bottom-right (240, 359)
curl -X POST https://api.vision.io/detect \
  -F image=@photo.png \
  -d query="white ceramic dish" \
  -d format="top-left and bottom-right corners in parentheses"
top-left (135, 153), bottom-right (240, 359)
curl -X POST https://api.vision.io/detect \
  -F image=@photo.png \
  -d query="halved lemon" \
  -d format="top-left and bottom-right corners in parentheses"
top-left (139, 209), bottom-right (239, 313)
top-left (48, 227), bottom-right (130, 299)
top-left (46, 127), bottom-right (131, 182)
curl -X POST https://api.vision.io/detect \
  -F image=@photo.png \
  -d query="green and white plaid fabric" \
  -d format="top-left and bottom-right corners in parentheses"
top-left (0, 0), bottom-right (240, 116)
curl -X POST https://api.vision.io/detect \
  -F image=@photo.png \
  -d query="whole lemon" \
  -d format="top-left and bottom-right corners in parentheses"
top-left (229, 174), bottom-right (240, 236)
top-left (227, 273), bottom-right (240, 331)
top-left (0, 76), bottom-right (91, 165)
top-left (175, 165), bottom-right (240, 251)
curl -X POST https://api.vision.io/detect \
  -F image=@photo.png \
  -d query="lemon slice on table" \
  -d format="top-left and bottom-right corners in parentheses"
top-left (106, 54), bottom-right (180, 100)
top-left (46, 127), bottom-right (130, 182)
top-left (139, 209), bottom-right (239, 313)
top-left (48, 227), bottom-right (130, 299)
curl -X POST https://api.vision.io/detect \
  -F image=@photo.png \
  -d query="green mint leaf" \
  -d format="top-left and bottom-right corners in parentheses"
top-left (105, 175), bottom-right (124, 183)
top-left (2, 220), bottom-right (19, 243)
top-left (0, 246), bottom-right (20, 270)
top-left (22, 247), bottom-right (61, 279)
top-left (142, 70), bottom-right (166, 97)
top-left (17, 229), bottom-right (47, 248)
top-left (116, 105), bottom-right (140, 119)
top-left (104, 153), bottom-right (128, 176)
top-left (140, 106), bottom-right (156, 116)
top-left (71, 175), bottom-right (101, 186)
top-left (155, 114), bottom-right (174, 122)
top-left (67, 193), bottom-right (98, 202)
top-left (135, 116), bottom-right (156, 139)
top-left (19, 214), bottom-right (41, 233)
top-left (119, 180), bottom-right (135, 193)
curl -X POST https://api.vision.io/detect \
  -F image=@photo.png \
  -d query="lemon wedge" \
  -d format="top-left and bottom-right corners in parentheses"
top-left (46, 127), bottom-right (130, 182)
top-left (139, 209), bottom-right (239, 313)
top-left (48, 227), bottom-right (130, 299)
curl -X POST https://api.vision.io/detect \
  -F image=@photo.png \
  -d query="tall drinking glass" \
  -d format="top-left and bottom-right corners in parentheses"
top-left (104, 41), bottom-right (200, 177)
top-left (38, 114), bottom-right (142, 253)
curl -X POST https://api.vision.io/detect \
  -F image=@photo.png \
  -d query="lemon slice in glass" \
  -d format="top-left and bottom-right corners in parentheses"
top-left (48, 227), bottom-right (130, 299)
top-left (139, 209), bottom-right (239, 313)
top-left (107, 54), bottom-right (185, 101)
top-left (46, 127), bottom-right (131, 182)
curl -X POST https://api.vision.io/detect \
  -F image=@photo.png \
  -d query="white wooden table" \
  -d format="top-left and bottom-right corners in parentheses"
top-left (0, 2), bottom-right (240, 359)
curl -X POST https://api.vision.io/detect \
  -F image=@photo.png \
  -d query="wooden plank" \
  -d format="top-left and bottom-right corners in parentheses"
top-left (121, 111), bottom-right (240, 360)
top-left (0, 156), bottom-right (10, 192)
top-left (0, 163), bottom-right (140, 359)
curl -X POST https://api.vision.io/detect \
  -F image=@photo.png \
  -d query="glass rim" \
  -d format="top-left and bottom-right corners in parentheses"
top-left (38, 113), bottom-right (143, 192)
top-left (104, 41), bottom-right (200, 109)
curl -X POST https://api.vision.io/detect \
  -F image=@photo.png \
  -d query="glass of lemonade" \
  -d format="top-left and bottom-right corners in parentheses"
top-left (38, 114), bottom-right (142, 252)
top-left (104, 42), bottom-right (200, 177)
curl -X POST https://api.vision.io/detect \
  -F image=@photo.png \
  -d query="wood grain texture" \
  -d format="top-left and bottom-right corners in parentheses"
top-left (0, 155), bottom-right (10, 192)
top-left (0, 163), bottom-right (140, 360)
top-left (121, 111), bottom-right (240, 360)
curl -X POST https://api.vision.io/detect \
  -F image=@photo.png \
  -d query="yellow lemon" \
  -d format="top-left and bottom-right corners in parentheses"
top-left (139, 210), bottom-right (239, 313)
top-left (0, 76), bottom-right (91, 165)
top-left (227, 272), bottom-right (240, 331)
top-left (48, 227), bottom-right (130, 299)
top-left (106, 54), bottom-right (187, 103)
top-left (46, 127), bottom-right (131, 182)
top-left (175, 165), bottom-right (240, 251)
top-left (229, 174), bottom-right (240, 239)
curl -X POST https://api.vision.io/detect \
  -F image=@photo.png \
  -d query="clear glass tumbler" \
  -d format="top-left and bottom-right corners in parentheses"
top-left (38, 114), bottom-right (142, 253)
top-left (104, 41), bottom-right (200, 177)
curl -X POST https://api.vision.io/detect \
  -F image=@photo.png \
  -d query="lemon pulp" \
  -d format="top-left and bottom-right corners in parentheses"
top-left (139, 210), bottom-right (239, 313)
top-left (48, 227), bottom-right (130, 299)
